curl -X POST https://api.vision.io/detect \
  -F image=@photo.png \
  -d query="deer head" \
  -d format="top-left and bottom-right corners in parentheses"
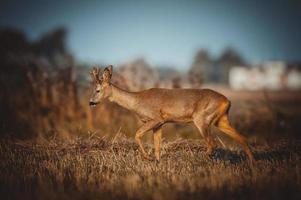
top-left (89, 65), bottom-right (113, 106)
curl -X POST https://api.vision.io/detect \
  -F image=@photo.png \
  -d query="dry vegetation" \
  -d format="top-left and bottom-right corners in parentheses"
top-left (1, 60), bottom-right (301, 200)
top-left (1, 63), bottom-right (301, 199)
top-left (1, 28), bottom-right (301, 200)
top-left (0, 136), bottom-right (300, 200)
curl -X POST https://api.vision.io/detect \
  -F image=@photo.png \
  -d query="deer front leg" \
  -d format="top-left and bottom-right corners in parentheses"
top-left (153, 126), bottom-right (162, 162)
top-left (135, 121), bottom-right (159, 160)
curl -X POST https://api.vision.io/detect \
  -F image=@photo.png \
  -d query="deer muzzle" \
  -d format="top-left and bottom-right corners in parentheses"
top-left (89, 101), bottom-right (98, 107)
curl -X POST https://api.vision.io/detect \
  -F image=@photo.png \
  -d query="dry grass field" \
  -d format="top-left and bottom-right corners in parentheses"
top-left (0, 136), bottom-right (300, 200)
top-left (1, 85), bottom-right (301, 200)
top-left (1, 60), bottom-right (301, 200)
top-left (1, 24), bottom-right (301, 200)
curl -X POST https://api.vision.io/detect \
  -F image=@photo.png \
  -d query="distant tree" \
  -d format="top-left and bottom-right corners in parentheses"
top-left (118, 58), bottom-right (159, 90)
top-left (0, 27), bottom-right (68, 58)
top-left (217, 47), bottom-right (245, 84)
top-left (32, 27), bottom-right (68, 65)
top-left (0, 27), bottom-right (81, 139)
top-left (0, 28), bottom-right (31, 56)
top-left (0, 28), bottom-right (36, 84)
top-left (171, 76), bottom-right (181, 88)
top-left (188, 49), bottom-right (212, 87)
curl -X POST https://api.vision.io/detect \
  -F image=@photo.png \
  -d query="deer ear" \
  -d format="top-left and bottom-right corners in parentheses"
top-left (102, 65), bottom-right (113, 83)
top-left (107, 65), bottom-right (113, 76)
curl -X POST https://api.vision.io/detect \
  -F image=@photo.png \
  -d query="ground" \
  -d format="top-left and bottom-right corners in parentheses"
top-left (0, 136), bottom-right (300, 200)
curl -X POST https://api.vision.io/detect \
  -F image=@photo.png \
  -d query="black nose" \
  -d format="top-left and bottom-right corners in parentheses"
top-left (89, 101), bottom-right (97, 106)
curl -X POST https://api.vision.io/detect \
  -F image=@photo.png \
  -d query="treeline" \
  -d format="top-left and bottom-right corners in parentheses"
top-left (0, 27), bottom-right (254, 140)
top-left (0, 28), bottom-right (82, 138)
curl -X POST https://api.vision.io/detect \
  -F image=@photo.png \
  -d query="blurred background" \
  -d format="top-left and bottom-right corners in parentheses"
top-left (1, 0), bottom-right (301, 142)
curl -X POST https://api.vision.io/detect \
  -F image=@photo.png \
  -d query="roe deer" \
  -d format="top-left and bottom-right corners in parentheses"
top-left (89, 65), bottom-right (255, 165)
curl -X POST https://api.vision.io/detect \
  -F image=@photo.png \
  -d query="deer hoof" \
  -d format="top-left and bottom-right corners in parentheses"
top-left (143, 154), bottom-right (153, 161)
top-left (206, 148), bottom-right (216, 156)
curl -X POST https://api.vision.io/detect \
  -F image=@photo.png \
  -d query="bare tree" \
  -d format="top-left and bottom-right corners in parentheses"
top-left (217, 47), bottom-right (245, 84)
top-left (188, 49), bottom-right (212, 87)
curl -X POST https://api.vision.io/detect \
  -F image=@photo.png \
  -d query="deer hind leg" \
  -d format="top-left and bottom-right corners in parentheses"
top-left (135, 120), bottom-right (159, 160)
top-left (217, 114), bottom-right (255, 165)
top-left (153, 126), bottom-right (162, 162)
top-left (204, 129), bottom-right (216, 155)
top-left (193, 117), bottom-right (216, 155)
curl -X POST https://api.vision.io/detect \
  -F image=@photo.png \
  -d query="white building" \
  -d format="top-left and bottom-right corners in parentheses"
top-left (229, 61), bottom-right (301, 90)
top-left (287, 69), bottom-right (301, 90)
top-left (262, 61), bottom-right (286, 90)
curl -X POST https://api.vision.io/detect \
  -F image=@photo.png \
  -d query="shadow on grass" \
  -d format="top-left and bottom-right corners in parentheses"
top-left (209, 146), bottom-right (301, 164)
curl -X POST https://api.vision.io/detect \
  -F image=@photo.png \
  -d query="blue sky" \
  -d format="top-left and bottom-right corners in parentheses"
top-left (1, 0), bottom-right (301, 69)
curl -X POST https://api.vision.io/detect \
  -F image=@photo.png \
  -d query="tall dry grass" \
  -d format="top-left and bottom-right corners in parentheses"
top-left (0, 136), bottom-right (300, 200)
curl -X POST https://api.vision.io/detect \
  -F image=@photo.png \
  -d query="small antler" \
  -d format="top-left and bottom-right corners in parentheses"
top-left (90, 67), bottom-right (101, 83)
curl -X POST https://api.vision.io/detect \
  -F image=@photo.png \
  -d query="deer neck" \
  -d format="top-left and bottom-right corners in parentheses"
top-left (109, 85), bottom-right (138, 111)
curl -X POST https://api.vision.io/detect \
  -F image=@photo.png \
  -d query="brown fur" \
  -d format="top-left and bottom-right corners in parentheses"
top-left (89, 66), bottom-right (255, 165)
